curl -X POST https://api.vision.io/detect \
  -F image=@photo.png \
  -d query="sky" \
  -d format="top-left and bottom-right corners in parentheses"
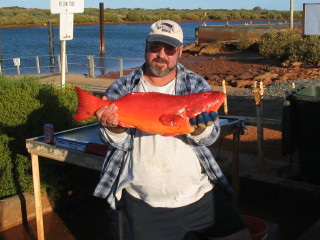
top-left (1, 0), bottom-right (320, 11)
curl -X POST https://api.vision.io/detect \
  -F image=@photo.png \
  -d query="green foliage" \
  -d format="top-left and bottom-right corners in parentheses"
top-left (105, 13), bottom-right (121, 22)
top-left (258, 30), bottom-right (302, 59)
top-left (237, 34), bottom-right (252, 51)
top-left (288, 35), bottom-right (320, 64)
top-left (0, 7), bottom-right (303, 27)
top-left (74, 14), bottom-right (98, 24)
top-left (0, 75), bottom-right (96, 199)
top-left (258, 31), bottom-right (320, 64)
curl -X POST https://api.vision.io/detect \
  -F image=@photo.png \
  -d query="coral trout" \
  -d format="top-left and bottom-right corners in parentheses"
top-left (73, 86), bottom-right (225, 136)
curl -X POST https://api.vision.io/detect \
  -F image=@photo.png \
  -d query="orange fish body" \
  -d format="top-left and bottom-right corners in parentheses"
top-left (73, 87), bottom-right (226, 136)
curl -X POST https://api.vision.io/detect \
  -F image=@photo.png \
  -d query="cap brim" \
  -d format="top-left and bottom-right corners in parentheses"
top-left (147, 34), bottom-right (181, 48)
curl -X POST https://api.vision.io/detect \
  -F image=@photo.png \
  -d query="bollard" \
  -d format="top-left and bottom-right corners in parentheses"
top-left (36, 56), bottom-right (40, 74)
top-left (119, 58), bottom-right (123, 77)
top-left (88, 55), bottom-right (95, 77)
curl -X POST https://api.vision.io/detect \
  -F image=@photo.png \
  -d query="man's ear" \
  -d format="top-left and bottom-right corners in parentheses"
top-left (178, 45), bottom-right (184, 58)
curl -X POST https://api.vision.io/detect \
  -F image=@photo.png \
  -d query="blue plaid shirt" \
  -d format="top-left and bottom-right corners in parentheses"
top-left (93, 63), bottom-right (232, 209)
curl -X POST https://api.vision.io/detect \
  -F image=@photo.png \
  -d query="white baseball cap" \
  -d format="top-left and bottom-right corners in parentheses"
top-left (147, 20), bottom-right (183, 47)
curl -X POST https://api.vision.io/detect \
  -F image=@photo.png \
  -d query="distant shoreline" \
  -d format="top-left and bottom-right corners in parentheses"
top-left (0, 18), bottom-right (296, 29)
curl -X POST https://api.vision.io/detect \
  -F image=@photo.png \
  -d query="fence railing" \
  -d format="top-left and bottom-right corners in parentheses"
top-left (0, 54), bottom-right (144, 77)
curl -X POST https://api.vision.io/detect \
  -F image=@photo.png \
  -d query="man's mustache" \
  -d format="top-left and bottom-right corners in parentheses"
top-left (152, 57), bottom-right (169, 64)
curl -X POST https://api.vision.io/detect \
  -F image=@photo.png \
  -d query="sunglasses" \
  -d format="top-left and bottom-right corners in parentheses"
top-left (147, 43), bottom-right (179, 56)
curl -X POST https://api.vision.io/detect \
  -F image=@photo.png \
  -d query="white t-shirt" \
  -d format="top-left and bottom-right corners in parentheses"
top-left (108, 78), bottom-right (213, 208)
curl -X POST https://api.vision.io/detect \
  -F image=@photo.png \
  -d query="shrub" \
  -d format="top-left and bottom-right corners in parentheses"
top-left (0, 75), bottom-right (97, 200)
top-left (258, 30), bottom-right (320, 64)
top-left (288, 35), bottom-right (320, 64)
top-left (258, 30), bottom-right (302, 60)
top-left (237, 34), bottom-right (252, 51)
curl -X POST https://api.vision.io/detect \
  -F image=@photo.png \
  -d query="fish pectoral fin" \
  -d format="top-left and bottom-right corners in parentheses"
top-left (118, 121), bottom-right (135, 128)
top-left (159, 114), bottom-right (188, 127)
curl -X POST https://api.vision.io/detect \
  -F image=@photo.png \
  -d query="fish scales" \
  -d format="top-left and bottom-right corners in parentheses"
top-left (73, 87), bottom-right (226, 136)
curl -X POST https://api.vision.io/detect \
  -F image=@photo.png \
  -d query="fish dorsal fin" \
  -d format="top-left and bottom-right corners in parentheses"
top-left (159, 114), bottom-right (188, 127)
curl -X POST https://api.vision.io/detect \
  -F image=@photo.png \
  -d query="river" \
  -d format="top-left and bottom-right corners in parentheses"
top-left (0, 20), bottom-right (298, 75)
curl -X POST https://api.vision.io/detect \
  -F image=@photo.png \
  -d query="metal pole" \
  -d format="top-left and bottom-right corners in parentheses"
top-left (290, 0), bottom-right (294, 29)
top-left (48, 21), bottom-right (55, 73)
top-left (57, 54), bottom-right (61, 72)
top-left (61, 40), bottom-right (66, 87)
top-left (99, 2), bottom-right (105, 55)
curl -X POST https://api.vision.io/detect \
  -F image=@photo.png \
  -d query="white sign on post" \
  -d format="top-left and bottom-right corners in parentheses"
top-left (50, 0), bottom-right (84, 14)
top-left (60, 13), bottom-right (74, 40)
top-left (303, 3), bottom-right (320, 35)
top-left (13, 58), bottom-right (20, 66)
top-left (50, 0), bottom-right (84, 87)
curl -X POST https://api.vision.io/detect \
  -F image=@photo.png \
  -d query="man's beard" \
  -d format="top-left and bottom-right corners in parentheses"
top-left (147, 57), bottom-right (176, 77)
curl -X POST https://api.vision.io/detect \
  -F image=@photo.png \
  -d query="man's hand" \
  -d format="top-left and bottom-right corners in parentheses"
top-left (189, 111), bottom-right (219, 136)
top-left (95, 96), bottom-right (126, 134)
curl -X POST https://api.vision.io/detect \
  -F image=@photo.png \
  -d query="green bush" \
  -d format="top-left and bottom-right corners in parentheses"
top-left (237, 34), bottom-right (252, 51)
top-left (0, 75), bottom-right (97, 200)
top-left (288, 35), bottom-right (320, 64)
top-left (258, 30), bottom-right (320, 64)
top-left (258, 30), bottom-right (302, 60)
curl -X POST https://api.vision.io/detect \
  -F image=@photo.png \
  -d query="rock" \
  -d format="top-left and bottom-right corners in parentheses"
top-left (281, 60), bottom-right (290, 67)
top-left (291, 62), bottom-right (303, 67)
top-left (199, 44), bottom-right (220, 55)
top-left (229, 79), bottom-right (252, 88)
top-left (237, 72), bottom-right (254, 80)
top-left (204, 74), bottom-right (222, 82)
top-left (280, 72), bottom-right (295, 81)
top-left (254, 72), bottom-right (279, 82)
top-left (183, 42), bottom-right (196, 51)
top-left (224, 75), bottom-right (235, 81)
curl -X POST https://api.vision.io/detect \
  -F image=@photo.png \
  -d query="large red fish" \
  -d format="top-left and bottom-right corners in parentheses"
top-left (73, 86), bottom-right (225, 136)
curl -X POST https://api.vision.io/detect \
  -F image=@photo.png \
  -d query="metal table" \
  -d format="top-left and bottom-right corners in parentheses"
top-left (26, 117), bottom-right (245, 240)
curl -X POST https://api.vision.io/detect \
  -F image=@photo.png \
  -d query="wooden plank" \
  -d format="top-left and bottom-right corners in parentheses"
top-left (31, 153), bottom-right (45, 240)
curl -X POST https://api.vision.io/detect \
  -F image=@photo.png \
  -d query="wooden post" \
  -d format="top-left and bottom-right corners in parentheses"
top-left (99, 2), bottom-right (105, 56)
top-left (222, 79), bottom-right (228, 115)
top-left (47, 21), bottom-right (55, 73)
top-left (31, 153), bottom-right (45, 240)
top-left (119, 58), bottom-right (124, 77)
top-left (232, 130), bottom-right (240, 209)
top-left (252, 81), bottom-right (265, 172)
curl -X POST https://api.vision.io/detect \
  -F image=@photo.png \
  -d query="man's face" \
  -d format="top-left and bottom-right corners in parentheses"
top-left (145, 41), bottom-right (182, 77)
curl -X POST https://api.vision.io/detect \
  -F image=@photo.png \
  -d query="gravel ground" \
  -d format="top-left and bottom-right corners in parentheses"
top-left (227, 78), bottom-right (320, 99)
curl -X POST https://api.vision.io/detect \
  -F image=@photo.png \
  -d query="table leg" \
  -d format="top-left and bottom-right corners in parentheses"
top-left (232, 131), bottom-right (240, 209)
top-left (31, 153), bottom-right (45, 240)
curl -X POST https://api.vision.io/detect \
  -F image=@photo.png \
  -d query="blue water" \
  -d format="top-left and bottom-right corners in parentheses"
top-left (0, 20), bottom-right (300, 75)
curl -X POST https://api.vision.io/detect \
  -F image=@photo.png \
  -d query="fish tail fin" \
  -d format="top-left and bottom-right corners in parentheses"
top-left (73, 86), bottom-right (109, 121)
